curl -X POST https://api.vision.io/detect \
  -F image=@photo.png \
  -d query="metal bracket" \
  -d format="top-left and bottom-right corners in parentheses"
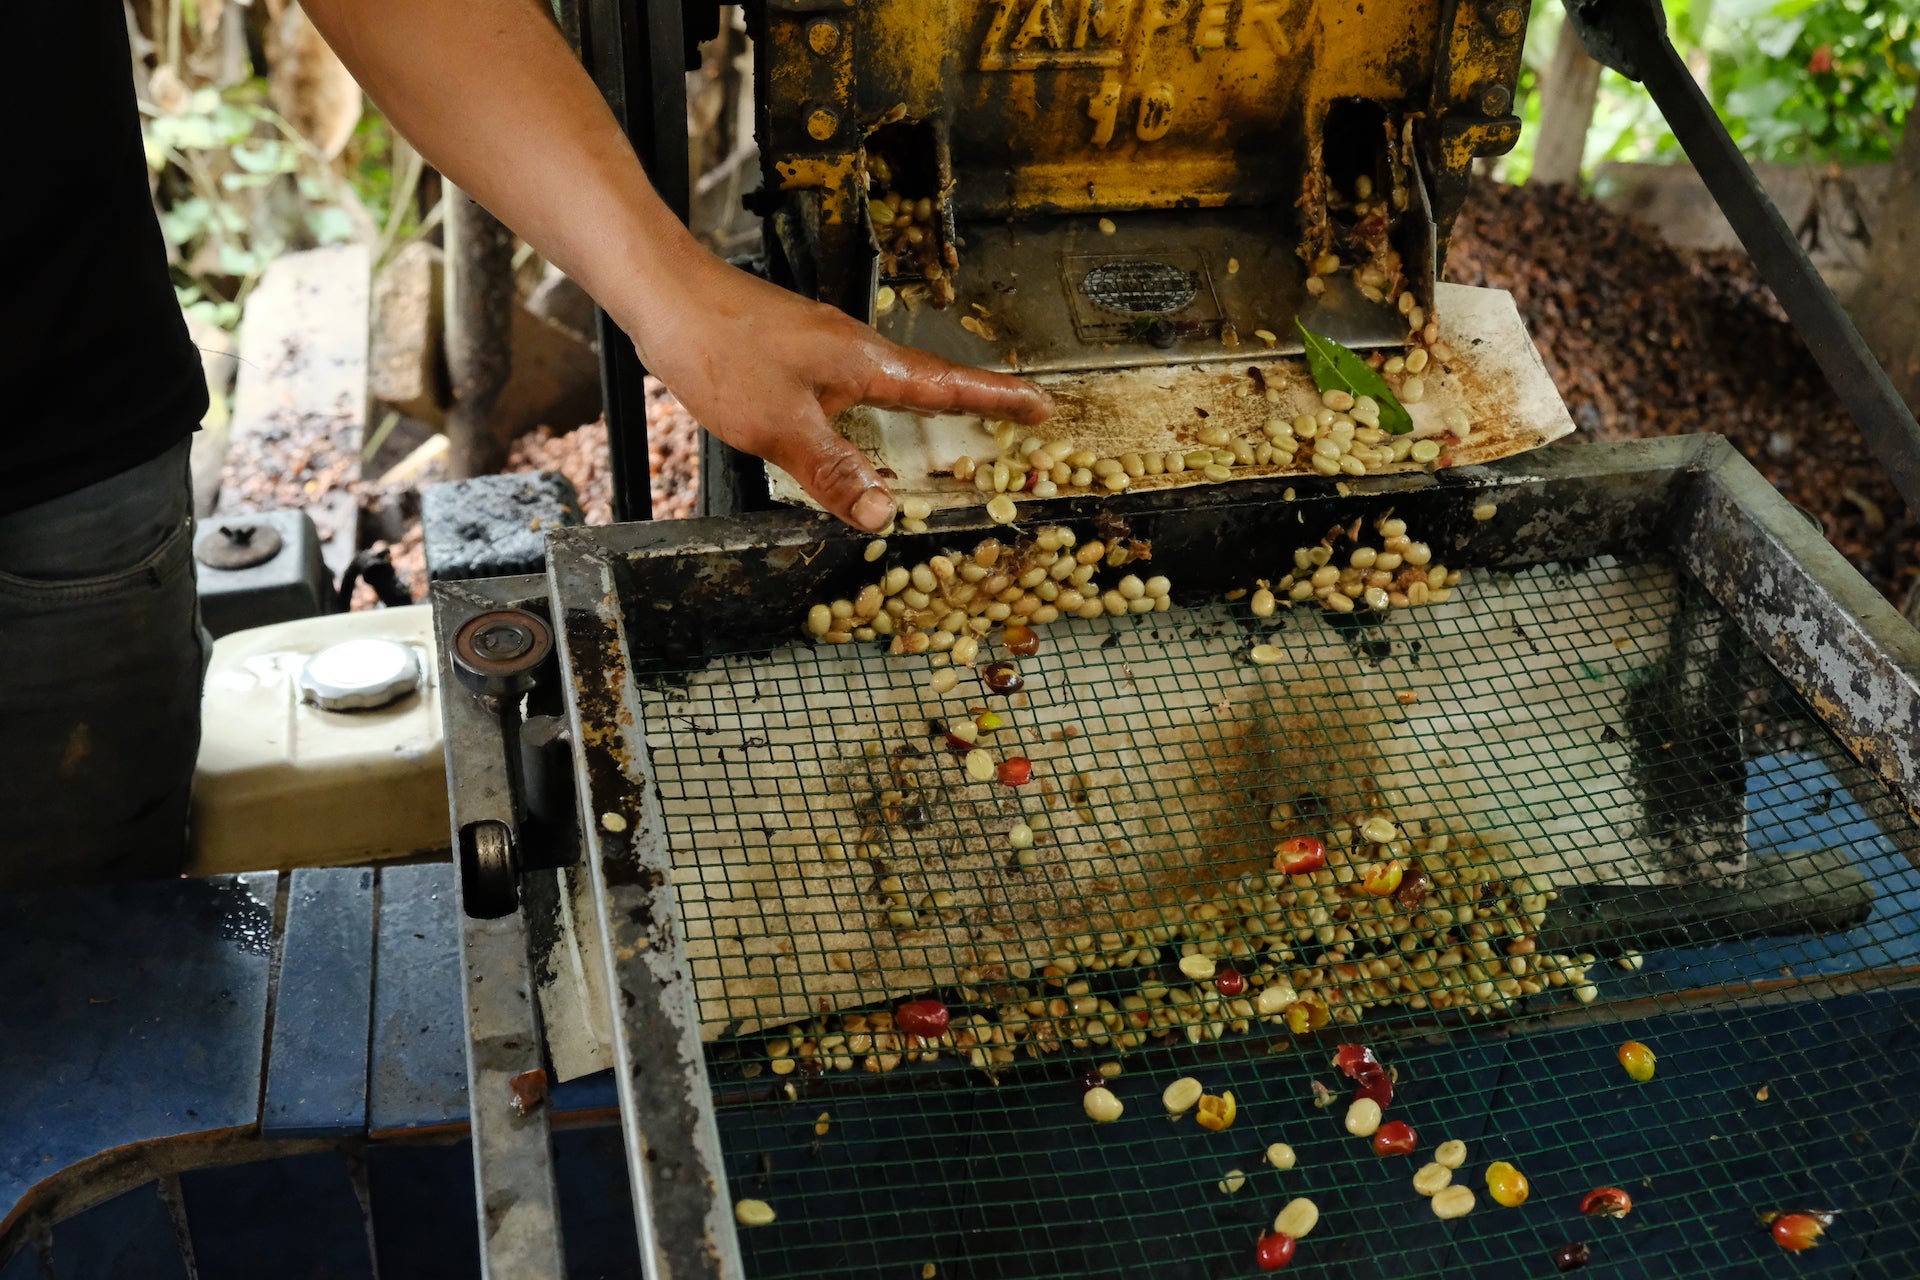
top-left (1563, 0), bottom-right (1920, 512)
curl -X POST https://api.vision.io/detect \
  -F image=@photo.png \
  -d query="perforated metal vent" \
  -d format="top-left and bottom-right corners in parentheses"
top-left (1079, 258), bottom-right (1201, 316)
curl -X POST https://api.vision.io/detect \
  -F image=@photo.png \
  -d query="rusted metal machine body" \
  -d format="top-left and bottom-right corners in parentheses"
top-left (753, 0), bottom-right (1529, 366)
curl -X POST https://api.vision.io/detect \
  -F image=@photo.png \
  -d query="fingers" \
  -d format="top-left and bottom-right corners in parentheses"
top-left (759, 404), bottom-right (897, 532)
top-left (853, 337), bottom-right (1055, 426)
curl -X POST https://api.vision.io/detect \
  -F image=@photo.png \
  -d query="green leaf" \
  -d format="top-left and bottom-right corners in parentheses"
top-left (217, 243), bottom-right (264, 277)
top-left (159, 197), bottom-right (213, 246)
top-left (306, 206), bottom-right (355, 245)
top-left (1294, 321), bottom-right (1414, 436)
top-left (151, 114), bottom-right (217, 151)
top-left (230, 140), bottom-right (294, 174)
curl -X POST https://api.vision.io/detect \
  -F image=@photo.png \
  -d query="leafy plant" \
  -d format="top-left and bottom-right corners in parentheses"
top-left (1708, 0), bottom-right (1918, 161)
top-left (143, 78), bottom-right (392, 331)
top-left (1504, 0), bottom-right (1917, 182)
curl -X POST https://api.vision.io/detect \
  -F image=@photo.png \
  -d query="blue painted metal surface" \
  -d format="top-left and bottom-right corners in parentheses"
top-left (548, 1070), bottom-right (621, 1116)
top-left (0, 874), bottom-right (275, 1228)
top-left (1623, 753), bottom-right (1920, 988)
top-left (369, 863), bottom-right (469, 1134)
top-left (553, 1127), bottom-right (644, 1280)
top-left (264, 868), bottom-right (376, 1138)
top-left (365, 1142), bottom-right (482, 1279)
top-left (180, 1153), bottom-right (373, 1280)
top-left (0, 1240), bottom-right (50, 1280)
top-left (48, 1184), bottom-right (189, 1280)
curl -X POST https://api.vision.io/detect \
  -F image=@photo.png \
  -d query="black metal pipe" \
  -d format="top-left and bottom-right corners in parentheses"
top-left (1566, 0), bottom-right (1920, 513)
top-left (580, 0), bottom-right (693, 522)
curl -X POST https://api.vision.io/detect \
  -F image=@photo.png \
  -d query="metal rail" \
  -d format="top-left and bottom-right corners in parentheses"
top-left (1676, 437), bottom-right (1920, 828)
top-left (1564, 0), bottom-right (1920, 514)
top-left (432, 577), bottom-right (571, 1278)
top-left (547, 551), bottom-right (744, 1280)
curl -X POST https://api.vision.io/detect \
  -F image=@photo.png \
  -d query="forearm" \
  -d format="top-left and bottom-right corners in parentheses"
top-left (300, 0), bottom-right (686, 351)
top-left (298, 0), bottom-right (1050, 530)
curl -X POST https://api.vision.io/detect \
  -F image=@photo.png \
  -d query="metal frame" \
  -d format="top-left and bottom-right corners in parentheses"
top-left (433, 577), bottom-right (570, 1279)
top-left (547, 551), bottom-right (745, 1280)
top-left (437, 436), bottom-right (1920, 1274)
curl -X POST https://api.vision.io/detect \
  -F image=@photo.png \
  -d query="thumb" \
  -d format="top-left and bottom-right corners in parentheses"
top-left (762, 405), bottom-right (896, 532)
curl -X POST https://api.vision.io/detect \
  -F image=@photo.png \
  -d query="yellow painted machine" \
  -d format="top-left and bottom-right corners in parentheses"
top-left (754, 0), bottom-right (1527, 368)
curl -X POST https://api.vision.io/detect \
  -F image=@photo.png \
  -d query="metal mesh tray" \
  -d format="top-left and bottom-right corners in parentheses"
top-left (540, 435), bottom-right (1920, 1279)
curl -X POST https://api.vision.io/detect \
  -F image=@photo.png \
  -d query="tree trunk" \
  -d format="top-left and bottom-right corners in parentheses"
top-left (1855, 119), bottom-right (1920, 413)
top-left (443, 189), bottom-right (517, 477)
top-left (1856, 120), bottom-right (1920, 622)
top-left (1530, 20), bottom-right (1604, 186)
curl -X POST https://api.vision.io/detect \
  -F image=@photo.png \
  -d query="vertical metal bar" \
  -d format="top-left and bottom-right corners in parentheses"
top-left (548, 545), bottom-right (744, 1280)
top-left (432, 580), bottom-right (568, 1280)
top-left (581, 0), bottom-right (693, 522)
top-left (1565, 0), bottom-right (1920, 512)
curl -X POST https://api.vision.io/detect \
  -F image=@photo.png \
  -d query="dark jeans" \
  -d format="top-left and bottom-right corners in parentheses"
top-left (0, 439), bottom-right (204, 887)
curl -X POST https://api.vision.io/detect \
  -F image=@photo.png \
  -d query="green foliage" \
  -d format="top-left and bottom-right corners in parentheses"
top-left (142, 69), bottom-right (416, 334)
top-left (1708, 0), bottom-right (1918, 161)
top-left (1507, 0), bottom-right (1918, 182)
top-left (343, 110), bottom-right (421, 245)
top-left (143, 79), bottom-right (368, 331)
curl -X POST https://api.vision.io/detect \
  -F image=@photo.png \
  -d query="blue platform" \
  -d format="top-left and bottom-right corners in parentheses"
top-left (0, 861), bottom-right (635, 1277)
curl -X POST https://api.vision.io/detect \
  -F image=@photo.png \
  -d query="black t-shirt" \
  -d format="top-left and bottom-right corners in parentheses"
top-left (2, 5), bottom-right (208, 516)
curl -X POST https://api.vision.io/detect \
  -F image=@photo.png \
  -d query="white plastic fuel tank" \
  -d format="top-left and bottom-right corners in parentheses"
top-left (188, 604), bottom-right (449, 874)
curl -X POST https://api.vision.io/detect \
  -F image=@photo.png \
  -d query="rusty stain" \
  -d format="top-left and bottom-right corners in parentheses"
top-left (508, 1068), bottom-right (549, 1116)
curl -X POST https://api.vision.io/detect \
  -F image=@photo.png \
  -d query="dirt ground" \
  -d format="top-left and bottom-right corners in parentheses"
top-left (1448, 181), bottom-right (1914, 602)
top-left (321, 179), bottom-right (1911, 607)
top-left (506, 377), bottom-right (702, 523)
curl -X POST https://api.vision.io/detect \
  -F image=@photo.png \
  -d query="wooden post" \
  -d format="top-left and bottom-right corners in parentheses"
top-left (1856, 120), bottom-right (1920, 412)
top-left (1530, 20), bottom-right (1604, 186)
top-left (443, 188), bottom-right (517, 477)
top-left (1855, 121), bottom-right (1920, 622)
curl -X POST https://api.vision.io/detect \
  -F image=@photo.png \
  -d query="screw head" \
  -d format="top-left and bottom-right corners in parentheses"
top-left (807, 19), bottom-right (840, 55)
top-left (473, 619), bottom-right (538, 662)
top-left (1478, 82), bottom-right (1515, 117)
top-left (807, 108), bottom-right (840, 141)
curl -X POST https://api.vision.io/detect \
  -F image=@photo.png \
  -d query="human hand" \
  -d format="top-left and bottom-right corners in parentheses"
top-left (625, 254), bottom-right (1053, 531)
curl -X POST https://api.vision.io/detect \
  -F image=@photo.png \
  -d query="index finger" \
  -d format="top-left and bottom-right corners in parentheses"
top-left (852, 337), bottom-right (1055, 426)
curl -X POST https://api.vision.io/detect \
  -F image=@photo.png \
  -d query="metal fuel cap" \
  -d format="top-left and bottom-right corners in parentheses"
top-left (299, 638), bottom-right (423, 711)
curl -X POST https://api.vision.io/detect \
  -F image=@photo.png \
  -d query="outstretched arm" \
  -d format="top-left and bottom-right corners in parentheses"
top-left (301, 0), bottom-right (1051, 530)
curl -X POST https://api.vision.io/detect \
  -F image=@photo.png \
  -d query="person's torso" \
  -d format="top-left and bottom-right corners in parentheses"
top-left (0, 3), bottom-right (206, 515)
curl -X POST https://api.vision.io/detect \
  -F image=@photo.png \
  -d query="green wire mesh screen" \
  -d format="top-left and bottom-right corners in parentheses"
top-left (635, 554), bottom-right (1920, 1280)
